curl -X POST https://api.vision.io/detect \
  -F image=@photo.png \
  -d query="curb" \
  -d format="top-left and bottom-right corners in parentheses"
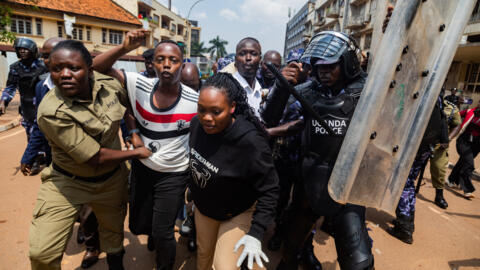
top-left (448, 162), bottom-right (480, 181)
top-left (0, 116), bottom-right (22, 132)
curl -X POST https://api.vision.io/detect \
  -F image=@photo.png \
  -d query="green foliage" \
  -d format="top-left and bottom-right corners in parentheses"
top-left (208, 36), bottom-right (228, 60)
top-left (0, 5), bottom-right (15, 43)
top-left (191, 41), bottom-right (207, 56)
top-left (0, 0), bottom-right (39, 43)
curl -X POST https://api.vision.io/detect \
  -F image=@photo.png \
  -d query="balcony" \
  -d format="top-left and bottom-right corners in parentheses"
top-left (326, 5), bottom-right (340, 18)
top-left (350, 0), bottom-right (368, 6)
top-left (345, 16), bottom-right (367, 29)
top-left (314, 17), bottom-right (326, 26)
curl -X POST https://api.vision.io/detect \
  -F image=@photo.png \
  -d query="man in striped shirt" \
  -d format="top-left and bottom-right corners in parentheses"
top-left (92, 29), bottom-right (197, 270)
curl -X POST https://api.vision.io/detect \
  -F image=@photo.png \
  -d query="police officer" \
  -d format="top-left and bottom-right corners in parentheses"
top-left (29, 40), bottom-right (151, 270)
top-left (1, 37), bottom-right (48, 172)
top-left (262, 31), bottom-right (374, 270)
top-left (429, 97), bottom-right (462, 209)
top-left (388, 94), bottom-right (449, 244)
top-left (0, 38), bottom-right (47, 135)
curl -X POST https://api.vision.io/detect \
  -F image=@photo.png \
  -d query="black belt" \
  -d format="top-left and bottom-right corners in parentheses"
top-left (52, 163), bottom-right (119, 183)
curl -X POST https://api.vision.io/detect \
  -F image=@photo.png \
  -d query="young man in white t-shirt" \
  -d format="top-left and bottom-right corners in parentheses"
top-left (92, 29), bottom-right (197, 269)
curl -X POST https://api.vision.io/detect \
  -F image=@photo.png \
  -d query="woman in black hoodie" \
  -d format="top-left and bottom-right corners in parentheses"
top-left (189, 73), bottom-right (279, 270)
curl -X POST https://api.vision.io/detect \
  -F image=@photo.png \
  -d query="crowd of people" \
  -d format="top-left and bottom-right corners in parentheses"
top-left (0, 17), bottom-right (479, 270)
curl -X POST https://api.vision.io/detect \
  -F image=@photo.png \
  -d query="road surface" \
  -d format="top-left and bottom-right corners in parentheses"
top-left (0, 125), bottom-right (479, 270)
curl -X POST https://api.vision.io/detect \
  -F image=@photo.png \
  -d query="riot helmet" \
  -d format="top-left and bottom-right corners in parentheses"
top-left (300, 31), bottom-right (361, 80)
top-left (14, 37), bottom-right (38, 59)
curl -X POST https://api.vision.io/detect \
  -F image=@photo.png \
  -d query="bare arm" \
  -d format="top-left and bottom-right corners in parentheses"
top-left (86, 146), bottom-right (151, 167)
top-left (267, 120), bottom-right (303, 137)
top-left (448, 125), bottom-right (461, 141)
top-left (92, 29), bottom-right (150, 83)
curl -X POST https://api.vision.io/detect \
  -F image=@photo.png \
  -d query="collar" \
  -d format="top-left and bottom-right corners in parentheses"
top-left (233, 71), bottom-right (261, 93)
top-left (43, 74), bottom-right (55, 90)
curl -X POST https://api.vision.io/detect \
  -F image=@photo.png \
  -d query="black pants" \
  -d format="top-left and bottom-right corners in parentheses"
top-left (273, 158), bottom-right (298, 233)
top-left (281, 183), bottom-right (373, 270)
top-left (449, 135), bottom-right (480, 193)
top-left (129, 159), bottom-right (188, 270)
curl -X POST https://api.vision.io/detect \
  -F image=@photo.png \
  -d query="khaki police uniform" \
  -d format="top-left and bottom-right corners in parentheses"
top-left (430, 100), bottom-right (462, 189)
top-left (29, 72), bottom-right (129, 270)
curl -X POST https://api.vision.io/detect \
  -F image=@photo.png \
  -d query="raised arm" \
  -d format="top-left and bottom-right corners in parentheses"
top-left (92, 29), bottom-right (150, 83)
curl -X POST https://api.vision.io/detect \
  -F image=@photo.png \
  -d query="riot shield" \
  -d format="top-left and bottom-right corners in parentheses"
top-left (328, 0), bottom-right (477, 214)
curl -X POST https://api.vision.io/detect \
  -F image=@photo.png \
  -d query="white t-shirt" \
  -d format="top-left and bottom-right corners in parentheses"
top-left (232, 71), bottom-right (262, 117)
top-left (124, 72), bottom-right (198, 172)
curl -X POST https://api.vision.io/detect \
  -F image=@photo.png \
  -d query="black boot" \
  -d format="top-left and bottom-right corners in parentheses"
top-left (387, 214), bottom-right (413, 244)
top-left (106, 250), bottom-right (125, 270)
top-left (299, 233), bottom-right (322, 270)
top-left (434, 189), bottom-right (448, 209)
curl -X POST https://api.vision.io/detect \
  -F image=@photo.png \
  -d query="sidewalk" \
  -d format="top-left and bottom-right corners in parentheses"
top-left (0, 94), bottom-right (22, 132)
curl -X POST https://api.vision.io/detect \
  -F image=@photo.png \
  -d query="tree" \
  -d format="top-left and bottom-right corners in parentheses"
top-left (191, 41), bottom-right (207, 56)
top-left (0, 0), bottom-right (38, 43)
top-left (207, 36), bottom-right (228, 60)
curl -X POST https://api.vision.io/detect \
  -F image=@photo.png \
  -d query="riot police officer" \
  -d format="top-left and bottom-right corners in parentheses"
top-left (1, 38), bottom-right (48, 130)
top-left (262, 31), bottom-right (374, 270)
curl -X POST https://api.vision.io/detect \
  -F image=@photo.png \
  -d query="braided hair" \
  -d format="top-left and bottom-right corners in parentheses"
top-left (201, 73), bottom-right (268, 137)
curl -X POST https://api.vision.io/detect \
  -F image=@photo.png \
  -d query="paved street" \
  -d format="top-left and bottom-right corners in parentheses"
top-left (0, 124), bottom-right (479, 270)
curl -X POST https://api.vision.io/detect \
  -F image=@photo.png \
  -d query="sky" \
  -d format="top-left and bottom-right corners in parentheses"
top-left (156, 0), bottom-right (308, 57)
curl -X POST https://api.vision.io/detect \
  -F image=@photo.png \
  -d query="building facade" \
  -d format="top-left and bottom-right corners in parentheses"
top-left (446, 1), bottom-right (480, 105)
top-left (3, 0), bottom-right (143, 55)
top-left (189, 20), bottom-right (201, 45)
top-left (284, 0), bottom-right (316, 59)
top-left (114, 0), bottom-right (194, 58)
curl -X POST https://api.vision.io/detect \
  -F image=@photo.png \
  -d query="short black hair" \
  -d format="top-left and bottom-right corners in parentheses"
top-left (154, 40), bottom-right (184, 58)
top-left (142, 48), bottom-right (155, 61)
top-left (236, 37), bottom-right (261, 52)
top-left (50, 40), bottom-right (92, 67)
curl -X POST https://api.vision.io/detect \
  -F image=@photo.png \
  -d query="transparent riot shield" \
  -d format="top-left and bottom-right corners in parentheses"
top-left (328, 0), bottom-right (477, 214)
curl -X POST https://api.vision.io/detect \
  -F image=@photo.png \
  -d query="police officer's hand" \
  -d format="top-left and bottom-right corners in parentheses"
top-left (134, 146), bottom-right (152, 159)
top-left (123, 29), bottom-right (150, 52)
top-left (0, 101), bottom-right (6, 115)
top-left (281, 62), bottom-right (303, 86)
top-left (20, 163), bottom-right (32, 176)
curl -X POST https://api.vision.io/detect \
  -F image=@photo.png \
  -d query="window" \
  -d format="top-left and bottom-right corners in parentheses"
top-left (35, 18), bottom-right (42, 35)
top-left (153, 15), bottom-right (160, 24)
top-left (364, 32), bottom-right (372, 50)
top-left (464, 63), bottom-right (480, 93)
top-left (11, 15), bottom-right (32, 34)
top-left (58, 22), bottom-right (63, 37)
top-left (72, 24), bottom-right (84, 40)
top-left (109, 30), bottom-right (123, 45)
top-left (171, 24), bottom-right (176, 34)
top-left (86, 26), bottom-right (91, 41)
top-left (154, 38), bottom-right (159, 46)
top-left (102, 28), bottom-right (107, 43)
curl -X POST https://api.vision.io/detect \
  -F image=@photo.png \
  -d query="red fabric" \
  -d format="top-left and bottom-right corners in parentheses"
top-left (136, 101), bottom-right (197, 123)
top-left (459, 107), bottom-right (480, 137)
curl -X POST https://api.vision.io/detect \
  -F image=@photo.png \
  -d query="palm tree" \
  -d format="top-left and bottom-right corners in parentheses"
top-left (191, 41), bottom-right (208, 56)
top-left (208, 36), bottom-right (228, 60)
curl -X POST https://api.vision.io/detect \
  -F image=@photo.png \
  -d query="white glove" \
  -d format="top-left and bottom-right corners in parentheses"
top-left (234, 234), bottom-right (269, 269)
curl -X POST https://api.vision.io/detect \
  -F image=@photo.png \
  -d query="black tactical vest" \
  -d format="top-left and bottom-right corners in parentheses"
top-left (299, 75), bottom-right (365, 216)
top-left (11, 61), bottom-right (48, 122)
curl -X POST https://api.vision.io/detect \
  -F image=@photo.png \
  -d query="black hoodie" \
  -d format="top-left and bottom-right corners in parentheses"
top-left (188, 115), bottom-right (279, 240)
